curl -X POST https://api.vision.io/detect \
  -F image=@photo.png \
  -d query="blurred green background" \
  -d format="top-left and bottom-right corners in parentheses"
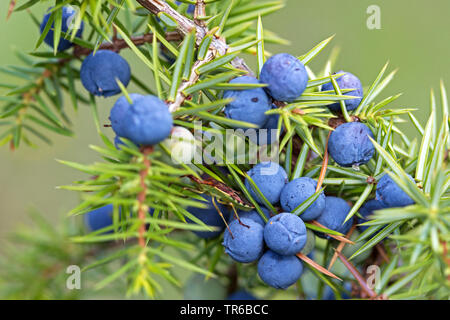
top-left (0, 0), bottom-right (449, 244)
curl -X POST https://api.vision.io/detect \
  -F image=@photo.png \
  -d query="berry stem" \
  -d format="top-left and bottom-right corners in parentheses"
top-left (211, 196), bottom-right (234, 239)
top-left (137, 146), bottom-right (153, 248)
top-left (375, 243), bottom-right (390, 263)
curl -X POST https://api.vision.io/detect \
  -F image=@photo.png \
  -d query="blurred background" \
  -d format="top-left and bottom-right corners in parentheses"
top-left (0, 0), bottom-right (449, 250)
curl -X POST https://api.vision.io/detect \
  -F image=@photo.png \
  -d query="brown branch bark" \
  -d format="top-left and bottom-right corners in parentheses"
top-left (135, 0), bottom-right (253, 112)
top-left (194, 0), bottom-right (206, 27)
top-left (136, 0), bottom-right (252, 73)
top-left (168, 48), bottom-right (216, 112)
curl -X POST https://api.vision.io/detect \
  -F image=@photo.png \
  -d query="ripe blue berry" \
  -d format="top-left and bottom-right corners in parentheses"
top-left (186, 194), bottom-right (230, 239)
top-left (257, 250), bottom-right (303, 289)
top-left (328, 122), bottom-right (375, 167)
top-left (84, 204), bottom-right (114, 232)
top-left (232, 207), bottom-right (271, 226)
top-left (321, 71), bottom-right (363, 111)
top-left (264, 212), bottom-right (308, 255)
top-left (40, 6), bottom-right (84, 52)
top-left (223, 76), bottom-right (271, 128)
top-left (80, 50), bottom-right (131, 97)
top-left (222, 218), bottom-right (265, 263)
top-left (376, 173), bottom-right (415, 208)
top-left (315, 196), bottom-right (353, 239)
top-left (260, 53), bottom-right (308, 102)
top-left (280, 177), bottom-right (325, 221)
top-left (110, 93), bottom-right (142, 138)
top-left (245, 161), bottom-right (288, 205)
top-left (122, 95), bottom-right (173, 146)
top-left (357, 199), bottom-right (386, 232)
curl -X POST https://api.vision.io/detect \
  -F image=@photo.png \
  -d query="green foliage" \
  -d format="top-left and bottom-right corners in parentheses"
top-left (0, 0), bottom-right (448, 300)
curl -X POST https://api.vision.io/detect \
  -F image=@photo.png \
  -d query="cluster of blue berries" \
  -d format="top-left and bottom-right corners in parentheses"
top-left (222, 53), bottom-right (375, 169)
top-left (222, 211), bottom-right (308, 289)
top-left (217, 163), bottom-right (308, 288)
top-left (219, 160), bottom-right (415, 289)
top-left (46, 5), bottom-right (417, 295)
top-left (223, 53), bottom-right (308, 145)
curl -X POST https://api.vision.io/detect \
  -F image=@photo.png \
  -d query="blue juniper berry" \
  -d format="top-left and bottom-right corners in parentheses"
top-left (376, 173), bottom-right (415, 208)
top-left (80, 50), bottom-right (131, 97)
top-left (40, 6), bottom-right (84, 52)
top-left (257, 250), bottom-right (304, 289)
top-left (315, 196), bottom-right (353, 239)
top-left (321, 71), bottom-right (363, 112)
top-left (120, 95), bottom-right (173, 146)
top-left (263, 212), bottom-right (308, 255)
top-left (328, 122), bottom-right (375, 167)
top-left (244, 161), bottom-right (288, 205)
top-left (186, 194), bottom-right (230, 239)
top-left (222, 218), bottom-right (265, 263)
top-left (260, 53), bottom-right (308, 102)
top-left (280, 177), bottom-right (325, 221)
top-left (223, 76), bottom-right (271, 129)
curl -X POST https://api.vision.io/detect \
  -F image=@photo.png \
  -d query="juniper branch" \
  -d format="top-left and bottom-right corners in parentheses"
top-left (168, 48), bottom-right (216, 112)
top-left (136, 0), bottom-right (252, 73)
top-left (135, 0), bottom-right (253, 112)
